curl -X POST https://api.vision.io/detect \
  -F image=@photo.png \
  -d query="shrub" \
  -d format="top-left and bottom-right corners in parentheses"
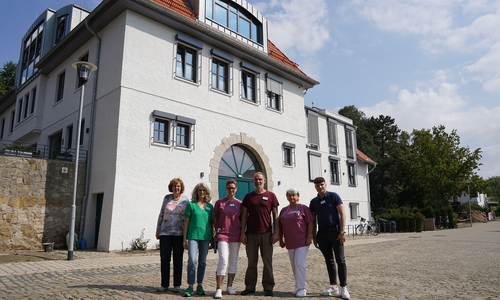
top-left (131, 228), bottom-right (150, 251)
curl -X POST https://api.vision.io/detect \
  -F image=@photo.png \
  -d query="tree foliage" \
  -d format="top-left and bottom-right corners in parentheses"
top-left (0, 61), bottom-right (17, 97)
top-left (338, 105), bottom-right (484, 211)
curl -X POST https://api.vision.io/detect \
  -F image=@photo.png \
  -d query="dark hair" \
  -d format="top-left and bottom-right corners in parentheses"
top-left (313, 177), bottom-right (326, 184)
top-left (168, 178), bottom-right (185, 193)
top-left (226, 179), bottom-right (237, 188)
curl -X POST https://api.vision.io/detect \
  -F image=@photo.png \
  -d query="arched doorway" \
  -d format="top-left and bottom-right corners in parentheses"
top-left (218, 144), bottom-right (261, 200)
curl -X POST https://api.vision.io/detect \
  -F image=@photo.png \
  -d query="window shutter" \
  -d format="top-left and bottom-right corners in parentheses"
top-left (308, 113), bottom-right (319, 146)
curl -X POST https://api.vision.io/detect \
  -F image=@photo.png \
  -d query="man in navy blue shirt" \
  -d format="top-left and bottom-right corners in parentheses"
top-left (309, 177), bottom-right (350, 299)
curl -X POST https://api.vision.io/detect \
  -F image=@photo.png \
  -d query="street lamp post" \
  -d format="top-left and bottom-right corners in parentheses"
top-left (467, 179), bottom-right (472, 228)
top-left (68, 61), bottom-right (97, 260)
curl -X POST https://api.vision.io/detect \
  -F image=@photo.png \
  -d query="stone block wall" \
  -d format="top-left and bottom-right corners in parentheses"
top-left (0, 156), bottom-right (85, 250)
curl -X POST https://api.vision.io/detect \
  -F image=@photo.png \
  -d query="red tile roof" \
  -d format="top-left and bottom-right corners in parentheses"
top-left (357, 149), bottom-right (376, 165)
top-left (151, 0), bottom-right (307, 75)
top-left (268, 40), bottom-right (304, 74)
top-left (151, 0), bottom-right (197, 20)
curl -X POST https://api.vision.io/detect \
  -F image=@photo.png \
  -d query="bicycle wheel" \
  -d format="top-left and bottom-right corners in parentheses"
top-left (355, 224), bottom-right (364, 235)
top-left (371, 223), bottom-right (379, 236)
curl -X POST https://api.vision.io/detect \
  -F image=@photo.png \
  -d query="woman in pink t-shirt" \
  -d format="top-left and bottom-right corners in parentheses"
top-left (213, 179), bottom-right (242, 299)
top-left (278, 188), bottom-right (313, 298)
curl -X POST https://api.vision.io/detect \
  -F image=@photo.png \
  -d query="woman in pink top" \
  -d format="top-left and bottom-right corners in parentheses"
top-left (213, 179), bottom-right (242, 299)
top-left (278, 188), bottom-right (313, 298)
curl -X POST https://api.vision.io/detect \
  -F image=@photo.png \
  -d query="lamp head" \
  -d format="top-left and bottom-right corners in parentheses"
top-left (71, 61), bottom-right (97, 85)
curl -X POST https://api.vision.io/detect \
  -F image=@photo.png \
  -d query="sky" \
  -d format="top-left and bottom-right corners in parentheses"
top-left (1, 0), bottom-right (499, 179)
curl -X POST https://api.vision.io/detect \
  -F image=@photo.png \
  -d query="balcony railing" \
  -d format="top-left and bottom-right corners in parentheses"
top-left (0, 141), bottom-right (87, 163)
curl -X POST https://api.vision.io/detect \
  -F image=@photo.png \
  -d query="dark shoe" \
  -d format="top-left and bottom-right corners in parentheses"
top-left (264, 290), bottom-right (274, 296)
top-left (240, 289), bottom-right (255, 295)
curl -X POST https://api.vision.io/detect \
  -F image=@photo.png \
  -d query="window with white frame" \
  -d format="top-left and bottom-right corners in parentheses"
top-left (283, 142), bottom-right (296, 167)
top-left (205, 0), bottom-right (263, 44)
top-left (20, 21), bottom-right (44, 85)
top-left (55, 15), bottom-right (69, 44)
top-left (152, 111), bottom-right (196, 150)
top-left (328, 119), bottom-right (338, 155)
top-left (347, 161), bottom-right (356, 186)
top-left (23, 93), bottom-right (29, 119)
top-left (152, 111), bottom-right (175, 146)
top-left (308, 151), bottom-right (322, 181)
top-left (329, 156), bottom-right (340, 185)
top-left (349, 202), bottom-right (360, 219)
top-left (266, 73), bottom-right (283, 112)
top-left (56, 71), bottom-right (65, 102)
top-left (175, 34), bottom-right (202, 83)
top-left (177, 45), bottom-right (197, 82)
top-left (307, 110), bottom-right (319, 149)
top-left (30, 87), bottom-right (36, 114)
top-left (17, 98), bottom-right (23, 123)
top-left (154, 118), bottom-right (170, 145)
top-left (240, 62), bottom-right (260, 103)
top-left (345, 125), bottom-right (355, 159)
top-left (211, 49), bottom-right (233, 94)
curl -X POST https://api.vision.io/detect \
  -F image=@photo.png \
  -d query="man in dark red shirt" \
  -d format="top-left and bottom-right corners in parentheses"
top-left (240, 172), bottom-right (280, 297)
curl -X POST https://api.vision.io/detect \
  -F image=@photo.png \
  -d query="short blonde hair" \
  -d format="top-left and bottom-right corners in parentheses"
top-left (192, 182), bottom-right (212, 203)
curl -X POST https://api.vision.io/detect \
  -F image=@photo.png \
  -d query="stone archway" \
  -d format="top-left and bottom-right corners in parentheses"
top-left (209, 132), bottom-right (273, 199)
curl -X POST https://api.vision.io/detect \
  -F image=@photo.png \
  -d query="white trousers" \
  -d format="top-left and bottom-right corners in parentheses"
top-left (216, 241), bottom-right (241, 275)
top-left (288, 246), bottom-right (309, 290)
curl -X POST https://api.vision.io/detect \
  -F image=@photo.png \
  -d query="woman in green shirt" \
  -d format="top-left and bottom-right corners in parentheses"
top-left (183, 182), bottom-right (213, 297)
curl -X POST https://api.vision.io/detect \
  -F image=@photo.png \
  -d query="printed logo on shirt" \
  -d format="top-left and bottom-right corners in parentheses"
top-left (320, 200), bottom-right (326, 205)
top-left (206, 207), bottom-right (211, 211)
top-left (262, 197), bottom-right (268, 201)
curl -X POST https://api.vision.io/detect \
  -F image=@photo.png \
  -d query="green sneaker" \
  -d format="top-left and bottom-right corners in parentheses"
top-left (196, 285), bottom-right (206, 295)
top-left (184, 286), bottom-right (193, 297)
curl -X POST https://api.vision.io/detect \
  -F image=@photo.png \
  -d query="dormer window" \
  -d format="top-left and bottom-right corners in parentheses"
top-left (206, 0), bottom-right (263, 44)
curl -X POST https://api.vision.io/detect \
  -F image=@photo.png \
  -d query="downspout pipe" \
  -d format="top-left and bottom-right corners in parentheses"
top-left (78, 19), bottom-right (101, 240)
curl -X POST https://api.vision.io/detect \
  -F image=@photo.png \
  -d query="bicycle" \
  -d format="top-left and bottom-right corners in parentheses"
top-left (355, 217), bottom-right (379, 236)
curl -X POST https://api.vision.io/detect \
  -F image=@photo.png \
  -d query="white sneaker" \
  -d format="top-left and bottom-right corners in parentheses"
top-left (296, 289), bottom-right (306, 297)
top-left (214, 289), bottom-right (222, 299)
top-left (226, 286), bottom-right (236, 295)
top-left (322, 285), bottom-right (339, 296)
top-left (292, 289), bottom-right (299, 295)
top-left (341, 286), bottom-right (350, 299)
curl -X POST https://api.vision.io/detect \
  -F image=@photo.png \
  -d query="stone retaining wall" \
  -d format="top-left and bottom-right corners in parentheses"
top-left (0, 156), bottom-right (85, 250)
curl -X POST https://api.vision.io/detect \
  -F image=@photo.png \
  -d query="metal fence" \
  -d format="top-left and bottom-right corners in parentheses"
top-left (0, 141), bottom-right (87, 163)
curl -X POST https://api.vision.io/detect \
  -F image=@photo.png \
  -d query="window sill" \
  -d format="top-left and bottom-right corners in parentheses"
top-left (174, 76), bottom-right (199, 86)
top-left (240, 98), bottom-right (258, 106)
top-left (265, 106), bottom-right (283, 114)
top-left (151, 141), bottom-right (172, 149)
top-left (210, 87), bottom-right (231, 97)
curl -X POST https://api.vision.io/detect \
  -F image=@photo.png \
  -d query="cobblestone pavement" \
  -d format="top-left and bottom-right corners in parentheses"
top-left (0, 221), bottom-right (499, 299)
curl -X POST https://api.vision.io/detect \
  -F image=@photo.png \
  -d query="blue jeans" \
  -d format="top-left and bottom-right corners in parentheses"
top-left (187, 239), bottom-right (210, 285)
top-left (316, 230), bottom-right (347, 287)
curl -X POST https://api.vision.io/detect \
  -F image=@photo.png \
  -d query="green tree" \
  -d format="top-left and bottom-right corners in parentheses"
top-left (0, 61), bottom-right (17, 97)
top-left (487, 176), bottom-right (500, 201)
top-left (395, 126), bottom-right (482, 209)
top-left (366, 115), bottom-right (401, 210)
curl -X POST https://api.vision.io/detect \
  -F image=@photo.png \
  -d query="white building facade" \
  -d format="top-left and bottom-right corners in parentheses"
top-left (0, 0), bottom-right (375, 251)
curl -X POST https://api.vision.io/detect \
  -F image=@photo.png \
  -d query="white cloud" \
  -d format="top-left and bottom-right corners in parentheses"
top-left (361, 79), bottom-right (500, 178)
top-left (251, 0), bottom-right (330, 54)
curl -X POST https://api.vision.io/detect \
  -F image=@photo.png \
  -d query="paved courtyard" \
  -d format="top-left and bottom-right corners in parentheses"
top-left (0, 221), bottom-right (499, 299)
